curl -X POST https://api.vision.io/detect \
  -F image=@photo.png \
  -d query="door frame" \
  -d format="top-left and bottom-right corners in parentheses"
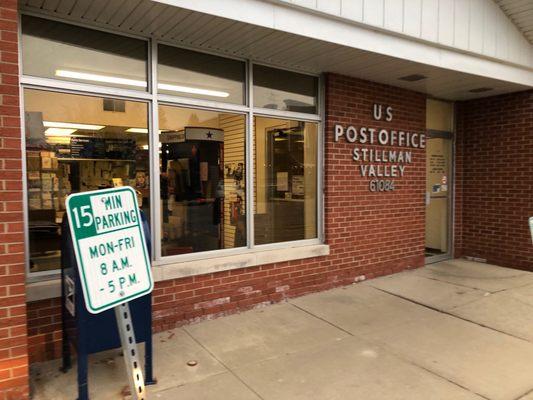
top-left (425, 129), bottom-right (455, 264)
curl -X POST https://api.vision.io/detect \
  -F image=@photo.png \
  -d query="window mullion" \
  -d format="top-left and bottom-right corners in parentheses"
top-left (246, 61), bottom-right (255, 250)
top-left (150, 39), bottom-right (162, 262)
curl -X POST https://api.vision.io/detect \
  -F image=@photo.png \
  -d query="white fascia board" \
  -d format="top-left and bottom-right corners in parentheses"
top-left (155, 0), bottom-right (533, 87)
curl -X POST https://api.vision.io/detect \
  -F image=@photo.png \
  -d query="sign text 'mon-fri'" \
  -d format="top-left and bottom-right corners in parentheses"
top-left (66, 186), bottom-right (153, 314)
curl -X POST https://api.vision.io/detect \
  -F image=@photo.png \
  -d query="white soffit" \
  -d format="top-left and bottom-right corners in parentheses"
top-left (495, 0), bottom-right (533, 44)
top-left (20, 0), bottom-right (532, 101)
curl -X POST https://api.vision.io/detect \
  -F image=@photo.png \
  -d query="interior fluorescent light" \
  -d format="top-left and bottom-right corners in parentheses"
top-left (158, 83), bottom-right (229, 98)
top-left (45, 127), bottom-right (77, 136)
top-left (46, 136), bottom-right (71, 145)
top-left (56, 70), bottom-right (147, 88)
top-left (126, 128), bottom-right (164, 134)
top-left (43, 121), bottom-right (104, 131)
top-left (126, 128), bottom-right (148, 134)
top-left (55, 70), bottom-right (230, 98)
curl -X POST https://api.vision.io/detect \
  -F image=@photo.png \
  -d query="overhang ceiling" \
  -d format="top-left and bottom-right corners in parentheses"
top-left (20, 0), bottom-right (532, 101)
top-left (495, 0), bottom-right (533, 44)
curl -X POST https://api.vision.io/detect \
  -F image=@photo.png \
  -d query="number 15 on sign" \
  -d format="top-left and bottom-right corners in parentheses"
top-left (66, 186), bottom-right (153, 314)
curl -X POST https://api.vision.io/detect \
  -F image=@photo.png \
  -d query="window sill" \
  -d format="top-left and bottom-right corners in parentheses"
top-left (152, 243), bottom-right (330, 281)
top-left (26, 244), bottom-right (330, 302)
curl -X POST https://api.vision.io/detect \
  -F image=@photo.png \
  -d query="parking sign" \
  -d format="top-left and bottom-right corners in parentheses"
top-left (66, 186), bottom-right (153, 314)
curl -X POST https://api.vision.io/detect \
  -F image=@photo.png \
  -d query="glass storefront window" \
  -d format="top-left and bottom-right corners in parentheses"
top-left (24, 89), bottom-right (150, 273)
top-left (158, 45), bottom-right (246, 104)
top-left (21, 15), bottom-right (322, 275)
top-left (21, 16), bottom-right (148, 91)
top-left (253, 65), bottom-right (318, 114)
top-left (254, 117), bottom-right (318, 244)
top-left (159, 105), bottom-right (246, 256)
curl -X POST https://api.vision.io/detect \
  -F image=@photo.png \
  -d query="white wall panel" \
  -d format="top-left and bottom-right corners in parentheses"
top-left (438, 0), bottom-right (455, 46)
top-left (421, 0), bottom-right (439, 41)
top-left (483, 1), bottom-right (498, 56)
top-left (291, 0), bottom-right (316, 9)
top-left (384, 0), bottom-right (404, 32)
top-left (340, 0), bottom-right (364, 21)
top-left (496, 15), bottom-right (509, 59)
top-left (317, 0), bottom-right (341, 15)
top-left (469, 0), bottom-right (484, 53)
top-left (267, 0), bottom-right (532, 68)
top-left (454, 0), bottom-right (470, 49)
top-left (404, 0), bottom-right (422, 37)
top-left (363, 0), bottom-right (384, 26)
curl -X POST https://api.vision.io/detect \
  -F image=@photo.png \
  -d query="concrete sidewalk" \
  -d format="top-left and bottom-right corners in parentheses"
top-left (30, 259), bottom-right (533, 400)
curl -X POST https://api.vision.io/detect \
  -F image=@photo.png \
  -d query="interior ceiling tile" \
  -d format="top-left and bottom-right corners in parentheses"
top-left (20, 0), bottom-right (531, 100)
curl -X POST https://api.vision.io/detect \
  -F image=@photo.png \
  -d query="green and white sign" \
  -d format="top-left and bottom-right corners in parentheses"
top-left (529, 217), bottom-right (533, 244)
top-left (66, 187), bottom-right (153, 314)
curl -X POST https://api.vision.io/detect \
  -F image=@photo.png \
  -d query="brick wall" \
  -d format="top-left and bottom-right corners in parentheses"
top-left (455, 90), bottom-right (533, 270)
top-left (0, 1), bottom-right (30, 399)
top-left (26, 73), bottom-right (427, 363)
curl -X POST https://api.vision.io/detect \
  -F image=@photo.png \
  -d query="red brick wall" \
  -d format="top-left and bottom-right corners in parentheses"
top-left (454, 90), bottom-right (533, 270)
top-left (0, 1), bottom-right (30, 399)
top-left (26, 73), bottom-right (427, 363)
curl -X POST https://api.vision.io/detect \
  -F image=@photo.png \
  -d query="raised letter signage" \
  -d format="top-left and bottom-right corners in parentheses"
top-left (334, 104), bottom-right (426, 192)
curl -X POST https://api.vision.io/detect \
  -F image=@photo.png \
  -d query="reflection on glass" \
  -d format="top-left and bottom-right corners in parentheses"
top-left (425, 137), bottom-right (452, 256)
top-left (253, 65), bottom-right (318, 114)
top-left (159, 105), bottom-right (246, 256)
top-left (254, 117), bottom-right (317, 244)
top-left (158, 45), bottom-right (245, 104)
top-left (22, 16), bottom-right (148, 91)
top-left (24, 89), bottom-right (150, 273)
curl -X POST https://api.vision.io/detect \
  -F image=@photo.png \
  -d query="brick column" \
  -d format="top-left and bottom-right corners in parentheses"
top-left (0, 1), bottom-right (30, 399)
top-left (455, 90), bottom-right (533, 270)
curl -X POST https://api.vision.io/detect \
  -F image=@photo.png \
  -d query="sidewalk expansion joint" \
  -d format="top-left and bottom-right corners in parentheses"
top-left (369, 285), bottom-right (532, 345)
top-left (289, 302), bottom-right (355, 338)
top-left (289, 299), bottom-right (491, 400)
top-left (181, 328), bottom-right (266, 400)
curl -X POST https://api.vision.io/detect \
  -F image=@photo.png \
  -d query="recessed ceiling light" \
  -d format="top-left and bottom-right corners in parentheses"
top-left (55, 69), bottom-right (230, 98)
top-left (45, 127), bottom-right (77, 136)
top-left (56, 70), bottom-right (146, 88)
top-left (43, 121), bottom-right (104, 130)
top-left (398, 74), bottom-right (427, 82)
top-left (126, 128), bottom-right (164, 134)
top-left (468, 87), bottom-right (493, 93)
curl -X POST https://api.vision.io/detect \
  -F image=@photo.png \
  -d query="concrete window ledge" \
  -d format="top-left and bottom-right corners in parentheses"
top-left (26, 244), bottom-right (330, 302)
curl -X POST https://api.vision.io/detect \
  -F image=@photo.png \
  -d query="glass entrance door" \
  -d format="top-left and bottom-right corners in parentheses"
top-left (425, 133), bottom-right (452, 260)
top-left (425, 99), bottom-right (454, 263)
